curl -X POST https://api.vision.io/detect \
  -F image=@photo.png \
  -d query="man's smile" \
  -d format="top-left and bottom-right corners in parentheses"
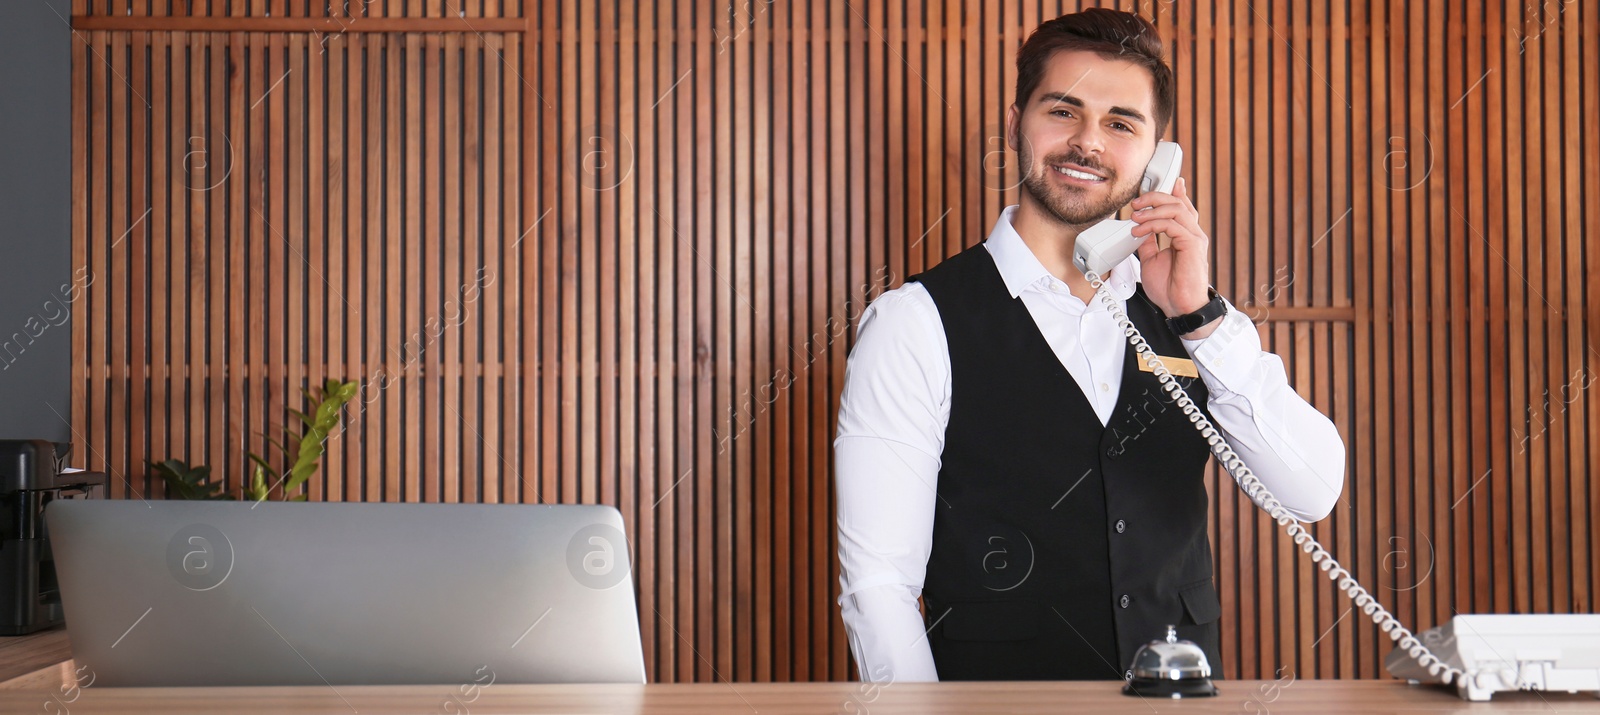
top-left (1050, 161), bottom-right (1109, 185)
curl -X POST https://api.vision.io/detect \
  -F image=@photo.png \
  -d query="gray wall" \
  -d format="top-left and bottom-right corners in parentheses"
top-left (0, 0), bottom-right (73, 444)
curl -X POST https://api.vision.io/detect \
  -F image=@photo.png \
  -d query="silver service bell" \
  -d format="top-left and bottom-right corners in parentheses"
top-left (1121, 625), bottom-right (1219, 698)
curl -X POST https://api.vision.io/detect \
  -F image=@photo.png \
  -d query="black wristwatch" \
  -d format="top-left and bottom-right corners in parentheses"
top-left (1165, 287), bottom-right (1228, 336)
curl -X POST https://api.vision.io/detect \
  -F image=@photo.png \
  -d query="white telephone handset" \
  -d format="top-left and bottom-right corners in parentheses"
top-left (1074, 141), bottom-right (1584, 702)
top-left (1072, 141), bottom-right (1183, 276)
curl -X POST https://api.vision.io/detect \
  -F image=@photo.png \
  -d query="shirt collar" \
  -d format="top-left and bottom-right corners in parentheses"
top-left (983, 205), bottom-right (1140, 302)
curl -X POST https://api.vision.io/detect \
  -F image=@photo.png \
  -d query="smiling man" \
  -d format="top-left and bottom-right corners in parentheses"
top-left (833, 9), bottom-right (1347, 682)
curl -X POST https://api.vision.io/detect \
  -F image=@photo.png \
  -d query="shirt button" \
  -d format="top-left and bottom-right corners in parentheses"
top-left (1119, 594), bottom-right (1131, 609)
top-left (1099, 382), bottom-right (1110, 392)
top-left (1115, 519), bottom-right (1126, 534)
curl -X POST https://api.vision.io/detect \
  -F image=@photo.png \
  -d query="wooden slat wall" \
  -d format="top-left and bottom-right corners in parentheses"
top-left (67, 0), bottom-right (1598, 683)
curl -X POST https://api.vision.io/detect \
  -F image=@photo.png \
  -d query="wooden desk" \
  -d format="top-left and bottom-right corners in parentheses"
top-left (1, 634), bottom-right (1596, 713)
top-left (0, 679), bottom-right (1595, 714)
top-left (0, 627), bottom-right (74, 690)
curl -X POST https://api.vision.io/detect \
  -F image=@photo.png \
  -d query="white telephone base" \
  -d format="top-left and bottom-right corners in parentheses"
top-left (1384, 614), bottom-right (1600, 701)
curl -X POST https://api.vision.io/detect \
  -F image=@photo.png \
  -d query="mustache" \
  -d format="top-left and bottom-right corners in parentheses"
top-left (1040, 152), bottom-right (1112, 177)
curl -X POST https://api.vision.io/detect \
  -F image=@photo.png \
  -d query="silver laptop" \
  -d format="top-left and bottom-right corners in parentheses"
top-left (45, 500), bottom-right (647, 686)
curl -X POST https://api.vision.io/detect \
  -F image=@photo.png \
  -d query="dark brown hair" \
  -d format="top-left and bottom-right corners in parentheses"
top-left (1014, 9), bottom-right (1175, 138)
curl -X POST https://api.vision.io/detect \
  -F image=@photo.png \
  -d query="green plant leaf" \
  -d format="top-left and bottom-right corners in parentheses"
top-left (264, 434), bottom-right (292, 459)
top-left (245, 464), bottom-right (270, 502)
top-left (246, 452), bottom-right (276, 473)
top-left (281, 379), bottom-right (358, 496)
top-left (152, 459), bottom-right (226, 500)
top-left (245, 453), bottom-right (280, 499)
top-left (334, 380), bottom-right (359, 402)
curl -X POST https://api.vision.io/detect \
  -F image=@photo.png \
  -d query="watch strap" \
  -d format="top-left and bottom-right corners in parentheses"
top-left (1166, 287), bottom-right (1227, 335)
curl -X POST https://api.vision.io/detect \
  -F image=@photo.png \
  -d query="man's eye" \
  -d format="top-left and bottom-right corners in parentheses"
top-left (1111, 122), bottom-right (1132, 132)
top-left (1052, 109), bottom-right (1073, 118)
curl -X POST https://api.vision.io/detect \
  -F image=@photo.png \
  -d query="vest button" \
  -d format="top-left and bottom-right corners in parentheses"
top-left (1119, 594), bottom-right (1130, 609)
top-left (1115, 519), bottom-right (1126, 534)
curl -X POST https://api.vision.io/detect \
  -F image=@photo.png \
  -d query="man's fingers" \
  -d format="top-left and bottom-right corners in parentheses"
top-left (1130, 190), bottom-right (1183, 211)
top-left (1130, 210), bottom-right (1198, 238)
top-left (1133, 178), bottom-right (1200, 216)
top-left (1177, 177), bottom-right (1199, 213)
top-left (1130, 217), bottom-right (1189, 239)
top-left (1128, 203), bottom-right (1188, 223)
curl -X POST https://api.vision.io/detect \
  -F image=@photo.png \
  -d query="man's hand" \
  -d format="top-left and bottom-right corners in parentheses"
top-left (1129, 176), bottom-right (1212, 323)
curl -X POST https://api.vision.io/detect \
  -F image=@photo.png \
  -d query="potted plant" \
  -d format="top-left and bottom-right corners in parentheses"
top-left (152, 379), bottom-right (359, 501)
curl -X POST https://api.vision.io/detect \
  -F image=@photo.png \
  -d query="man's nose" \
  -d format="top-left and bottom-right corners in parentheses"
top-left (1066, 123), bottom-right (1107, 158)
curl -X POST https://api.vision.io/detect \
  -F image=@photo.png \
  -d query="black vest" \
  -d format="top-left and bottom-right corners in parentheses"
top-left (910, 243), bottom-right (1223, 681)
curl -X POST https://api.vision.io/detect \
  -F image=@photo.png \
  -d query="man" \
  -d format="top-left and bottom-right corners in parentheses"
top-left (833, 9), bottom-right (1346, 683)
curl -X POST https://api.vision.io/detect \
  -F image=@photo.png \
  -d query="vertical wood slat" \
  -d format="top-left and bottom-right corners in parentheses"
top-left (208, 31), bottom-right (228, 505)
top-left (269, 30), bottom-right (290, 503)
top-left (385, 30), bottom-right (403, 497)
top-left (1448, 0), bottom-right (1478, 657)
top-left (627, 2), bottom-right (656, 682)
top-left (109, 30), bottom-right (128, 505)
top-left (288, 33), bottom-right (309, 502)
top-left (69, 25), bottom-right (89, 498)
top-left (146, 25), bottom-right (164, 482)
top-left (330, 30), bottom-right (354, 504)
top-left (462, 29), bottom-right (483, 507)
top-left (1586, 0), bottom-right (1600, 615)
top-left (419, 32), bottom-right (437, 506)
top-left (666, 0), bottom-right (691, 682)
top-left (65, 1), bottom-right (1598, 684)
top-left (227, 30), bottom-right (246, 503)
top-left (1572, 0), bottom-right (1597, 616)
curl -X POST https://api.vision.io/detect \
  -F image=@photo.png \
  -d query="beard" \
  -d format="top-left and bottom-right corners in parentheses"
top-left (1019, 145), bottom-right (1143, 227)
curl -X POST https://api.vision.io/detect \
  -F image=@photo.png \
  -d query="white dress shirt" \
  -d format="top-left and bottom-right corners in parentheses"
top-left (833, 205), bottom-right (1347, 683)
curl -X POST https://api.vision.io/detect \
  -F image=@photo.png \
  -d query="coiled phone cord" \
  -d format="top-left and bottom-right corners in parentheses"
top-left (1083, 270), bottom-right (1472, 687)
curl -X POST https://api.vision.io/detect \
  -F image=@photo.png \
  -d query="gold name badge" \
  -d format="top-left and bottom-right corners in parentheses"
top-left (1138, 355), bottom-right (1199, 378)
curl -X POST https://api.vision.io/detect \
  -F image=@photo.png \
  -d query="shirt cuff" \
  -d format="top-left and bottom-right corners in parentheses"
top-left (1179, 301), bottom-right (1260, 395)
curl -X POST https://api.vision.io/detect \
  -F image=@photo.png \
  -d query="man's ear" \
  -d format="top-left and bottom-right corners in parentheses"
top-left (1005, 104), bottom-right (1021, 152)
